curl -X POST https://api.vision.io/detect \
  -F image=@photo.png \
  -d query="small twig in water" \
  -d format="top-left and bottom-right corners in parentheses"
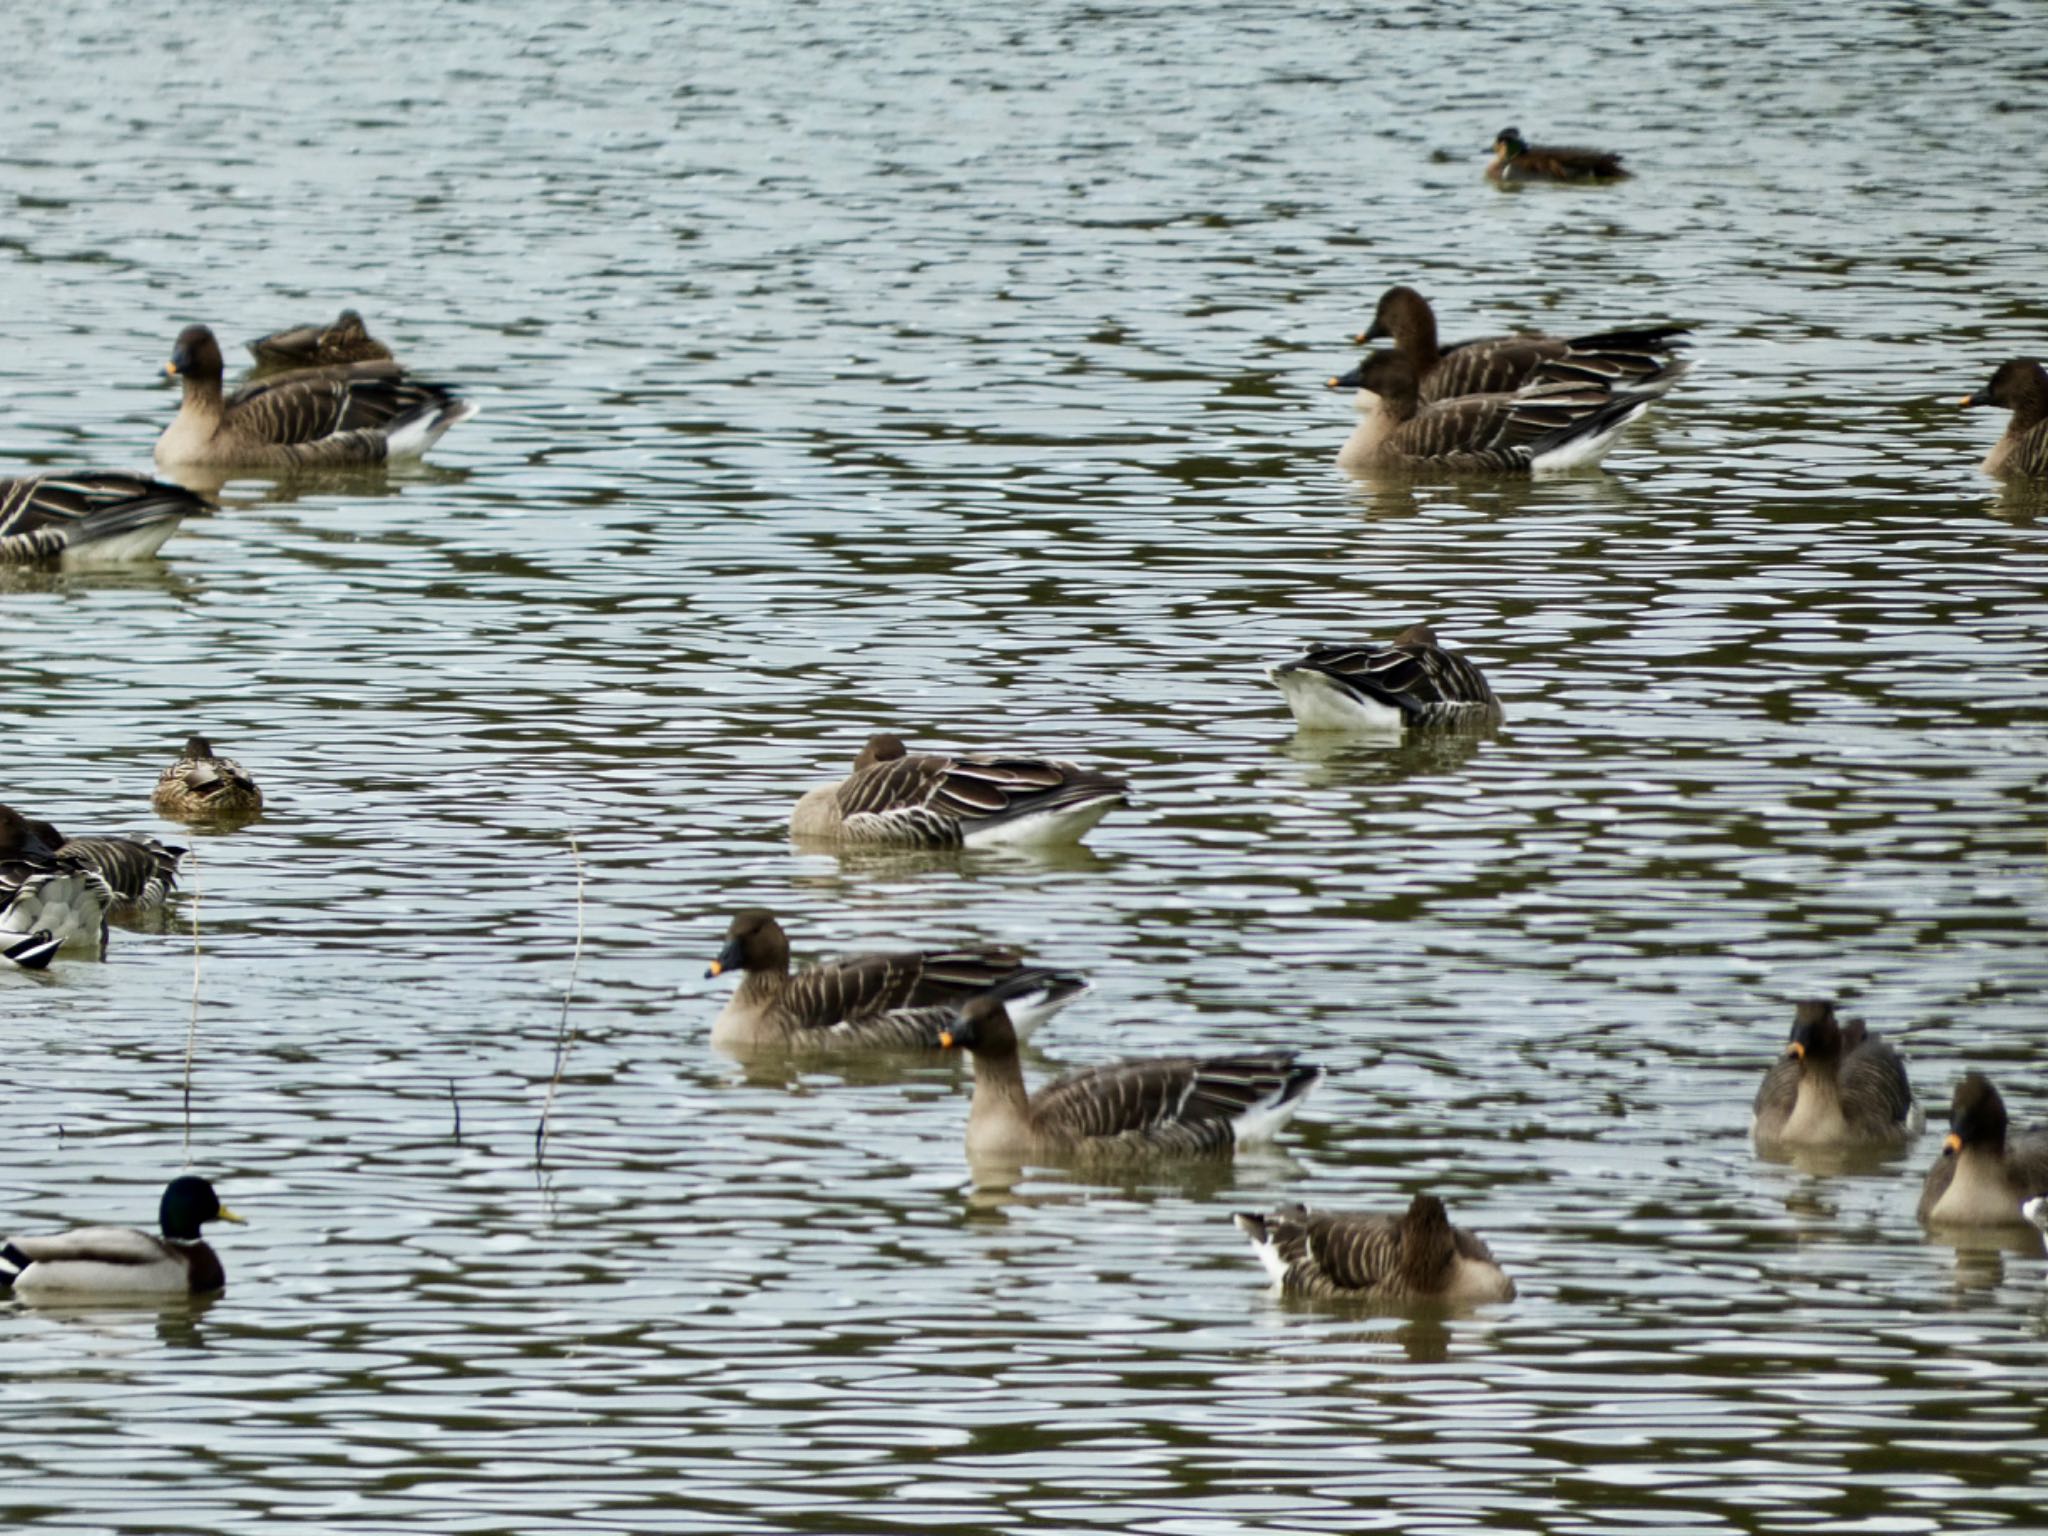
top-left (534, 833), bottom-right (586, 1169)
top-left (448, 1078), bottom-right (463, 1144)
top-left (183, 843), bottom-right (203, 1164)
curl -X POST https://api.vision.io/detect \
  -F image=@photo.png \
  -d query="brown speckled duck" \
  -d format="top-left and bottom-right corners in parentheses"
top-left (1962, 359), bottom-right (2048, 480)
top-left (244, 309), bottom-right (394, 374)
top-left (1234, 1195), bottom-right (1515, 1305)
top-left (1487, 126), bottom-right (1629, 184)
top-left (152, 735), bottom-right (263, 823)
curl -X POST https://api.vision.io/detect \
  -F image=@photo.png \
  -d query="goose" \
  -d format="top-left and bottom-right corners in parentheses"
top-left (0, 1175), bottom-right (245, 1298)
top-left (790, 733), bottom-right (1129, 848)
top-left (1751, 999), bottom-right (1918, 1149)
top-left (1, 930), bottom-right (59, 971)
top-left (1266, 623), bottom-right (1500, 733)
top-left (244, 308), bottom-right (394, 374)
top-left (21, 817), bottom-right (183, 912)
top-left (0, 472), bottom-right (208, 567)
top-left (1486, 126), bottom-right (1629, 183)
top-left (705, 907), bottom-right (1089, 1051)
top-left (934, 995), bottom-right (1324, 1165)
top-left (152, 735), bottom-right (263, 822)
top-left (1234, 1195), bottom-right (1515, 1304)
top-left (156, 324), bottom-right (476, 469)
top-left (1918, 1073), bottom-right (2048, 1227)
top-left (0, 805), bottom-right (113, 955)
top-left (1961, 358), bottom-right (2048, 479)
top-left (2025, 1196), bottom-right (2047, 1234)
top-left (1354, 286), bottom-right (1689, 404)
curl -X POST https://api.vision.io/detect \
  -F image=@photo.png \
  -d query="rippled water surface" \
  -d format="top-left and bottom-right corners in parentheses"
top-left (4, 1), bottom-right (2047, 1531)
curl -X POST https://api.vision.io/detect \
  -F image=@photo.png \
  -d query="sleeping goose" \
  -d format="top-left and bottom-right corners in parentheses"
top-left (935, 995), bottom-right (1324, 1166)
top-left (1961, 358), bottom-right (2048, 480)
top-left (790, 733), bottom-right (1129, 848)
top-left (22, 817), bottom-right (183, 912)
top-left (0, 805), bottom-right (113, 955)
top-left (1, 929), bottom-right (59, 971)
top-left (1266, 623), bottom-right (1500, 733)
top-left (0, 1175), bottom-right (245, 1298)
top-left (244, 308), bottom-right (394, 374)
top-left (705, 907), bottom-right (1089, 1051)
top-left (152, 735), bottom-right (263, 822)
top-left (1234, 1195), bottom-right (1515, 1304)
top-left (156, 324), bottom-right (476, 469)
top-left (1917, 1073), bottom-right (2048, 1227)
top-left (1486, 126), bottom-right (1630, 184)
top-left (1752, 999), bottom-right (1918, 1150)
top-left (0, 472), bottom-right (208, 567)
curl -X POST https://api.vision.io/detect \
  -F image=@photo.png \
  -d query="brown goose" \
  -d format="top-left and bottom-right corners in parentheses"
top-left (21, 817), bottom-right (182, 913)
top-left (705, 908), bottom-right (1088, 1051)
top-left (1486, 126), bottom-right (1629, 184)
top-left (1234, 1195), bottom-right (1515, 1305)
top-left (1962, 358), bottom-right (2048, 479)
top-left (152, 735), bottom-right (263, 822)
top-left (156, 324), bottom-right (476, 469)
top-left (244, 309), bottom-right (394, 374)
top-left (0, 472), bottom-right (207, 567)
top-left (1354, 285), bottom-right (1689, 404)
top-left (790, 733), bottom-right (1128, 848)
top-left (0, 804), bottom-right (113, 955)
top-left (1752, 1000), bottom-right (1917, 1149)
top-left (935, 995), bottom-right (1324, 1166)
top-left (1266, 623), bottom-right (1500, 733)
top-left (1917, 1073), bottom-right (2048, 1227)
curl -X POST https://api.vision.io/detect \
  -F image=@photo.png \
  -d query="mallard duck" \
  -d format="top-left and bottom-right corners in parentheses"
top-left (935, 995), bottom-right (1324, 1165)
top-left (152, 735), bottom-right (263, 822)
top-left (1266, 623), bottom-right (1500, 733)
top-left (244, 309), bottom-right (394, 374)
top-left (156, 324), bottom-right (476, 469)
top-left (21, 817), bottom-right (183, 912)
top-left (1961, 358), bottom-right (2048, 479)
top-left (0, 1175), bottom-right (245, 1298)
top-left (1752, 1000), bottom-right (1918, 1149)
top-left (0, 472), bottom-right (208, 567)
top-left (1234, 1195), bottom-right (1516, 1304)
top-left (790, 733), bottom-right (1129, 848)
top-left (706, 908), bottom-right (1089, 1051)
top-left (1486, 126), bottom-right (1629, 184)
top-left (1918, 1073), bottom-right (2048, 1226)
top-left (0, 805), bottom-right (113, 955)
top-left (1354, 286), bottom-right (1689, 404)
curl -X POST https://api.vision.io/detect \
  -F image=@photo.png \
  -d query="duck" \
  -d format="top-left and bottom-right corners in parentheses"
top-left (1961, 358), bottom-right (2048, 479)
top-left (152, 735), bottom-right (263, 822)
top-left (934, 995), bottom-right (1324, 1166)
top-left (1917, 1073), bottom-right (2048, 1226)
top-left (790, 733), bottom-right (1129, 848)
top-left (1266, 623), bottom-right (1500, 733)
top-left (0, 472), bottom-right (209, 567)
top-left (0, 1174), bottom-right (245, 1298)
top-left (156, 324), bottom-right (476, 469)
top-left (1234, 1195), bottom-right (1516, 1304)
top-left (1353, 286), bottom-right (1689, 405)
top-left (19, 817), bottom-right (183, 912)
top-left (1486, 126), bottom-right (1629, 184)
top-left (1751, 999), bottom-right (1918, 1149)
top-left (705, 907), bottom-right (1089, 1051)
top-left (244, 308), bottom-right (394, 374)
top-left (0, 805), bottom-right (113, 955)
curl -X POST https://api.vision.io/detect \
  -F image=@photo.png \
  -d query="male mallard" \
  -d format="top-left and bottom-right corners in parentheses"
top-left (244, 309), bottom-right (394, 374)
top-left (1961, 358), bottom-right (2048, 479)
top-left (153, 735), bottom-right (263, 822)
top-left (1266, 623), bottom-right (1500, 733)
top-left (1487, 126), bottom-right (1629, 184)
top-left (1234, 1195), bottom-right (1515, 1304)
top-left (0, 1175), bottom-right (245, 1298)
top-left (0, 805), bottom-right (113, 955)
top-left (1752, 999), bottom-right (1918, 1150)
top-left (1917, 1073), bottom-right (2048, 1227)
top-left (0, 472), bottom-right (207, 567)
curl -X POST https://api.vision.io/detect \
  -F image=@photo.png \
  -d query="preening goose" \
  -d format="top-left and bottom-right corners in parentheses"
top-left (1752, 999), bottom-right (1918, 1150)
top-left (790, 733), bottom-right (1129, 849)
top-left (0, 805), bottom-right (113, 955)
top-left (705, 907), bottom-right (1088, 1051)
top-left (1917, 1073), bottom-right (2048, 1227)
top-left (22, 817), bottom-right (183, 912)
top-left (245, 309), bottom-right (394, 374)
top-left (1486, 126), bottom-right (1630, 183)
top-left (0, 472), bottom-right (207, 567)
top-left (1266, 623), bottom-right (1500, 733)
top-left (0, 1175), bottom-right (245, 1298)
top-left (156, 324), bottom-right (475, 469)
top-left (935, 995), bottom-right (1324, 1166)
top-left (1234, 1195), bottom-right (1515, 1304)
top-left (152, 735), bottom-right (263, 822)
top-left (1962, 358), bottom-right (2048, 479)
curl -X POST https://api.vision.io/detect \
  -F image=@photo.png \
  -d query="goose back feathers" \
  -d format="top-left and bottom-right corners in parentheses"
top-left (153, 735), bottom-right (263, 821)
top-left (0, 805), bottom-right (113, 954)
top-left (1487, 126), bottom-right (1629, 184)
top-left (0, 472), bottom-right (207, 567)
top-left (1918, 1072), bottom-right (2048, 1226)
top-left (23, 819), bottom-right (183, 911)
top-left (1234, 1196), bottom-right (1515, 1304)
top-left (245, 309), bottom-right (394, 374)
top-left (1266, 623), bottom-right (1500, 732)
top-left (1962, 358), bottom-right (2048, 479)
top-left (1752, 999), bottom-right (1917, 1149)
top-left (0, 1175), bottom-right (244, 1298)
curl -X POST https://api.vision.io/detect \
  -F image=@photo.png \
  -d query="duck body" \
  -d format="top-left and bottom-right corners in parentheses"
top-left (0, 806), bottom-right (113, 955)
top-left (153, 735), bottom-right (263, 822)
top-left (0, 1175), bottom-right (243, 1298)
top-left (244, 309), bottom-right (393, 374)
top-left (1752, 1000), bottom-right (1917, 1150)
top-left (1918, 1072), bottom-right (2048, 1226)
top-left (24, 822), bottom-right (183, 912)
top-left (1266, 623), bottom-right (1500, 733)
top-left (1962, 358), bottom-right (2048, 479)
top-left (1235, 1195), bottom-right (1515, 1304)
top-left (1487, 126), bottom-right (1629, 184)
top-left (0, 472), bottom-right (208, 567)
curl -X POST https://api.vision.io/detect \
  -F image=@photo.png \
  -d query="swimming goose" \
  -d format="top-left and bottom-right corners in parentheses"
top-left (0, 1175), bottom-right (245, 1298)
top-left (22, 818), bottom-right (183, 912)
top-left (790, 733), bottom-right (1129, 848)
top-left (156, 324), bottom-right (476, 469)
top-left (1355, 286), bottom-right (1689, 404)
top-left (1, 930), bottom-right (59, 971)
top-left (0, 472), bottom-right (208, 567)
top-left (0, 805), bottom-right (113, 954)
top-left (1486, 126), bottom-right (1629, 183)
top-left (244, 309), bottom-right (394, 374)
top-left (1752, 999), bottom-right (1918, 1150)
top-left (935, 995), bottom-right (1324, 1165)
top-left (1266, 623), bottom-right (1500, 733)
top-left (1962, 359), bottom-right (2048, 479)
top-left (1917, 1073), bottom-right (2048, 1227)
top-left (705, 907), bottom-right (1089, 1051)
top-left (152, 735), bottom-right (263, 821)
top-left (1234, 1195), bottom-right (1515, 1304)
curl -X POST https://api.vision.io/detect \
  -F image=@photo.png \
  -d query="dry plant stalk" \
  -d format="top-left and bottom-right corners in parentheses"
top-left (534, 833), bottom-right (586, 1168)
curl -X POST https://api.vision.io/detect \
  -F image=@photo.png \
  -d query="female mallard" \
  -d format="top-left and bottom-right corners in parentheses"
top-left (1266, 623), bottom-right (1500, 733)
top-left (1234, 1195), bottom-right (1515, 1304)
top-left (790, 733), bottom-right (1128, 848)
top-left (1752, 999), bottom-right (1918, 1150)
top-left (1961, 358), bottom-right (2048, 479)
top-left (1917, 1073), bottom-right (2048, 1227)
top-left (1486, 126), bottom-right (1629, 184)
top-left (156, 324), bottom-right (476, 469)
top-left (0, 1175), bottom-right (245, 1298)
top-left (152, 735), bottom-right (263, 822)
top-left (706, 907), bottom-right (1088, 1051)
top-left (21, 817), bottom-right (183, 912)
top-left (0, 472), bottom-right (208, 567)
top-left (244, 309), bottom-right (394, 374)
top-left (0, 805), bottom-right (112, 955)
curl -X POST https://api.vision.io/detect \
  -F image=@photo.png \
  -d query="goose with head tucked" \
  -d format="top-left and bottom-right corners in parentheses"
top-left (1486, 126), bottom-right (1630, 184)
top-left (20, 816), bottom-right (183, 913)
top-left (1918, 1073), bottom-right (2048, 1227)
top-left (0, 472), bottom-right (208, 567)
top-left (244, 308), bottom-right (394, 374)
top-left (1961, 358), bottom-right (2048, 480)
top-left (0, 805), bottom-right (113, 956)
top-left (1234, 1195), bottom-right (1515, 1305)
top-left (1752, 999), bottom-right (1918, 1150)
top-left (1266, 623), bottom-right (1500, 733)
top-left (152, 735), bottom-right (263, 822)
top-left (0, 1175), bottom-right (245, 1298)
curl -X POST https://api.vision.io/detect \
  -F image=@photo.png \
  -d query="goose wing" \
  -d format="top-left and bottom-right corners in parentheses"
top-left (1278, 639), bottom-right (1496, 718)
top-left (0, 473), bottom-right (206, 564)
top-left (838, 752), bottom-right (1124, 845)
top-left (224, 373), bottom-right (457, 446)
top-left (53, 836), bottom-right (183, 906)
top-left (1029, 1050), bottom-right (1311, 1154)
top-left (1423, 335), bottom-right (1566, 401)
top-left (1840, 1034), bottom-right (1915, 1136)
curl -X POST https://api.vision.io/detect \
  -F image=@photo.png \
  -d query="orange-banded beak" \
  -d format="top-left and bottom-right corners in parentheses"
top-left (1943, 1132), bottom-right (1962, 1153)
top-left (1351, 331), bottom-right (1369, 345)
top-left (705, 959), bottom-right (725, 978)
top-left (938, 1029), bottom-right (956, 1049)
top-left (1786, 1041), bottom-right (1805, 1060)
top-left (1961, 390), bottom-right (1989, 407)
top-left (217, 1205), bottom-right (247, 1225)
top-left (163, 362), bottom-right (180, 378)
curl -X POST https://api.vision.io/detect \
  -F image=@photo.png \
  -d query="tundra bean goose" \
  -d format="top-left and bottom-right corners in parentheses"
top-left (152, 735), bottom-right (263, 822)
top-left (0, 472), bottom-right (207, 567)
top-left (1962, 358), bottom-right (2048, 479)
top-left (0, 1175), bottom-right (245, 1299)
top-left (1917, 1073), bottom-right (2048, 1227)
top-left (1234, 1195), bottom-right (1515, 1304)
top-left (20, 817), bottom-right (182, 912)
top-left (1752, 999), bottom-right (1917, 1150)
top-left (1266, 623), bottom-right (1500, 732)
top-left (0, 805), bottom-right (113, 955)
top-left (1486, 126), bottom-right (1629, 184)
top-left (244, 308), bottom-right (394, 373)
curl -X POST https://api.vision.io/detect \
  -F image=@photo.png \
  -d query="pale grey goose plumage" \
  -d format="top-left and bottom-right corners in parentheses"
top-left (1752, 999), bottom-right (1918, 1150)
top-left (1918, 1073), bottom-right (2048, 1227)
top-left (1266, 623), bottom-right (1501, 733)
top-left (0, 472), bottom-right (207, 567)
top-left (1234, 1195), bottom-right (1515, 1304)
top-left (1962, 359), bottom-right (2048, 480)
top-left (152, 735), bottom-right (263, 822)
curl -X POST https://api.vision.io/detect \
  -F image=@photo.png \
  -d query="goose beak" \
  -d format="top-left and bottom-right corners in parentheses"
top-left (1362, 321), bottom-right (1391, 343)
top-left (937, 1029), bottom-right (957, 1049)
top-left (1328, 363), bottom-right (1365, 390)
top-left (1961, 390), bottom-right (1988, 407)
top-left (704, 959), bottom-right (725, 978)
top-left (1943, 1132), bottom-right (1962, 1153)
top-left (217, 1206), bottom-right (247, 1225)
top-left (1785, 1041), bottom-right (1805, 1060)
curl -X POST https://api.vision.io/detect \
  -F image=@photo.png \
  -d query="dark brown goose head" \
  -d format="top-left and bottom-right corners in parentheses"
top-left (1390, 622), bottom-right (1441, 649)
top-left (1396, 1193), bottom-right (1455, 1281)
top-left (936, 994), bottom-right (1019, 1058)
top-left (164, 326), bottom-right (225, 389)
top-left (1785, 999), bottom-right (1844, 1069)
top-left (706, 908), bottom-right (789, 979)
top-left (1944, 1072), bottom-right (2008, 1158)
top-left (1962, 359), bottom-right (2048, 426)
top-left (1359, 285), bottom-right (1438, 355)
top-left (854, 733), bottom-right (907, 770)
top-left (0, 804), bottom-right (60, 857)
top-left (26, 817), bottom-right (66, 848)
top-left (1353, 350), bottom-right (1425, 416)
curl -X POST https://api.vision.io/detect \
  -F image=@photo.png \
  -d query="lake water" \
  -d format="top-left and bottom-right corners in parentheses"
top-left (3, 1), bottom-right (2047, 1531)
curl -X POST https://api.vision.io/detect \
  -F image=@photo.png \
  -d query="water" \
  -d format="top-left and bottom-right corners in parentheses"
top-left (4, 1), bottom-right (2047, 1531)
